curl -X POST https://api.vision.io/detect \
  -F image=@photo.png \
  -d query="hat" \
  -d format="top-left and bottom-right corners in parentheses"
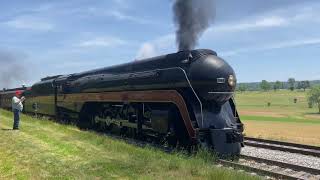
top-left (15, 90), bottom-right (22, 96)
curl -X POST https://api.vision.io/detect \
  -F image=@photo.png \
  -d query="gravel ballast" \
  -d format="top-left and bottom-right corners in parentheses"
top-left (241, 146), bottom-right (320, 170)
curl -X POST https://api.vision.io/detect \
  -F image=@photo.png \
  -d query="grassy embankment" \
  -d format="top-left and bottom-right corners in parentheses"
top-left (0, 109), bottom-right (259, 179)
top-left (236, 90), bottom-right (320, 146)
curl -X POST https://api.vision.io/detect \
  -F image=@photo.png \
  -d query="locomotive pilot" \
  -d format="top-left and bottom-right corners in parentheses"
top-left (12, 90), bottom-right (25, 130)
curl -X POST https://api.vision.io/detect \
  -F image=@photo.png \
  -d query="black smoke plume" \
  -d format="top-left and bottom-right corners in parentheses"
top-left (0, 50), bottom-right (28, 89)
top-left (173, 0), bottom-right (215, 51)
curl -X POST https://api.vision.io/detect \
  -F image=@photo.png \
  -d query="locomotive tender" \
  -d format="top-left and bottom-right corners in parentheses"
top-left (0, 49), bottom-right (244, 155)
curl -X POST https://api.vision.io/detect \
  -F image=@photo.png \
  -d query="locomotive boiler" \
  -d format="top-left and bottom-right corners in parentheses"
top-left (0, 49), bottom-right (244, 156)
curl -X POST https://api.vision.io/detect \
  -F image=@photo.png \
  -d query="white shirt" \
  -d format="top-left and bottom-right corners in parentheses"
top-left (12, 96), bottom-right (23, 111)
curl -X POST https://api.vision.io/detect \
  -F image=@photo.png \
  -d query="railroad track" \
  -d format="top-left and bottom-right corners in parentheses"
top-left (244, 137), bottom-right (320, 157)
top-left (219, 155), bottom-right (320, 179)
top-left (104, 134), bottom-right (320, 179)
top-left (109, 134), bottom-right (320, 179)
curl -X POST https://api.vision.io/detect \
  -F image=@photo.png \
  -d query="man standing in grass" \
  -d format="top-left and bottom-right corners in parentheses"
top-left (12, 90), bottom-right (25, 130)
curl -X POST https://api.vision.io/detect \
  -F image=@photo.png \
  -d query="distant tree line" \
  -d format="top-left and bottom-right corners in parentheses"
top-left (236, 79), bottom-right (319, 92)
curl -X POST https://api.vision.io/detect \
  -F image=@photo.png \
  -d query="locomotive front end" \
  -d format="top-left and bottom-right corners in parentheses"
top-left (188, 50), bottom-right (244, 156)
top-left (189, 52), bottom-right (236, 104)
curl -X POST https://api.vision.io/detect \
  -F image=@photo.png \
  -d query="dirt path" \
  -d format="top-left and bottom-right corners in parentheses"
top-left (239, 110), bottom-right (285, 117)
top-left (244, 121), bottom-right (320, 146)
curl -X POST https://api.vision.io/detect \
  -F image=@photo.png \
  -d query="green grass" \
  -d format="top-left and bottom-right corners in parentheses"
top-left (235, 90), bottom-right (320, 145)
top-left (235, 90), bottom-right (319, 122)
top-left (0, 109), bottom-right (259, 180)
top-left (240, 115), bottom-right (320, 124)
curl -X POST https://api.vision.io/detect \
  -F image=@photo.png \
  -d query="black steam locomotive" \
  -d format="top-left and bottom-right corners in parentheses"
top-left (0, 49), bottom-right (244, 155)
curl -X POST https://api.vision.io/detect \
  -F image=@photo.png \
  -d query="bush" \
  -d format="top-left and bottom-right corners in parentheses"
top-left (307, 86), bottom-right (320, 113)
top-left (308, 101), bottom-right (313, 108)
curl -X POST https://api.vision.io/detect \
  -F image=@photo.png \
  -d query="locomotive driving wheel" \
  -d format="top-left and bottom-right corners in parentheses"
top-left (78, 103), bottom-right (99, 130)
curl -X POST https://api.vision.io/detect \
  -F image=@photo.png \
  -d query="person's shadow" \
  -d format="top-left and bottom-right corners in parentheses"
top-left (1, 128), bottom-right (13, 131)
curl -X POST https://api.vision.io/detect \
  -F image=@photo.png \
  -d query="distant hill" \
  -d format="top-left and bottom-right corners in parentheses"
top-left (237, 80), bottom-right (320, 91)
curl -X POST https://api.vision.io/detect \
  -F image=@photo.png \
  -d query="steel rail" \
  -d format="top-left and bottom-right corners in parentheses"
top-left (245, 137), bottom-right (320, 151)
top-left (244, 137), bottom-right (320, 157)
top-left (240, 154), bottom-right (320, 175)
top-left (218, 159), bottom-right (298, 180)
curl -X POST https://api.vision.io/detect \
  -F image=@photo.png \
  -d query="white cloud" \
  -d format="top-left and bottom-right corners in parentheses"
top-left (112, 0), bottom-right (130, 9)
top-left (108, 10), bottom-right (140, 22)
top-left (83, 6), bottom-right (154, 25)
top-left (136, 43), bottom-right (157, 60)
top-left (265, 38), bottom-right (320, 49)
top-left (206, 2), bottom-right (320, 35)
top-left (256, 16), bottom-right (287, 27)
top-left (221, 38), bottom-right (320, 57)
top-left (135, 16), bottom-right (287, 58)
top-left (135, 16), bottom-right (288, 58)
top-left (106, 10), bottom-right (154, 25)
top-left (4, 16), bottom-right (54, 31)
top-left (53, 61), bottom-right (96, 69)
top-left (33, 3), bottom-right (56, 12)
top-left (75, 37), bottom-right (127, 48)
top-left (213, 16), bottom-right (288, 33)
top-left (134, 2), bottom-right (320, 59)
top-left (135, 5), bottom-right (298, 57)
top-left (136, 34), bottom-right (175, 59)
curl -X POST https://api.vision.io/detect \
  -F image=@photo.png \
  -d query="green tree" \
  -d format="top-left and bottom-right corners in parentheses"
top-left (298, 81), bottom-right (311, 91)
top-left (305, 80), bottom-right (311, 90)
top-left (288, 78), bottom-right (295, 91)
top-left (308, 86), bottom-right (320, 113)
top-left (238, 84), bottom-right (247, 92)
top-left (297, 81), bottom-right (303, 90)
top-left (260, 80), bottom-right (270, 91)
top-left (273, 81), bottom-right (281, 91)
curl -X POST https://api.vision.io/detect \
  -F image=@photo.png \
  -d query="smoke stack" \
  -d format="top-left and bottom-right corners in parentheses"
top-left (173, 0), bottom-right (215, 51)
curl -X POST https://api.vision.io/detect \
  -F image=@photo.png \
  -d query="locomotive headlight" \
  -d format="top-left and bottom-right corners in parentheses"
top-left (228, 75), bottom-right (236, 87)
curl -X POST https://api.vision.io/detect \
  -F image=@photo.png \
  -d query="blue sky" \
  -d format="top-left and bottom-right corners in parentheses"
top-left (1, 0), bottom-right (320, 88)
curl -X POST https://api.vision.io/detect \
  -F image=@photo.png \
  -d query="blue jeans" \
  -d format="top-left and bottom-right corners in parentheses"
top-left (13, 109), bottom-right (20, 129)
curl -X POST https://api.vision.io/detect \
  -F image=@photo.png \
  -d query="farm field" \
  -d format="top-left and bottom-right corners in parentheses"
top-left (0, 109), bottom-right (258, 180)
top-left (235, 90), bottom-right (320, 146)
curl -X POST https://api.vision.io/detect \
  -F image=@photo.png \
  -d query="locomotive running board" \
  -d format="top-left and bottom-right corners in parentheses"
top-left (58, 90), bottom-right (196, 140)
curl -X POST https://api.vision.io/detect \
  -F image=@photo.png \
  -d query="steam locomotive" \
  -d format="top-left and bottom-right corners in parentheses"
top-left (0, 49), bottom-right (244, 156)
